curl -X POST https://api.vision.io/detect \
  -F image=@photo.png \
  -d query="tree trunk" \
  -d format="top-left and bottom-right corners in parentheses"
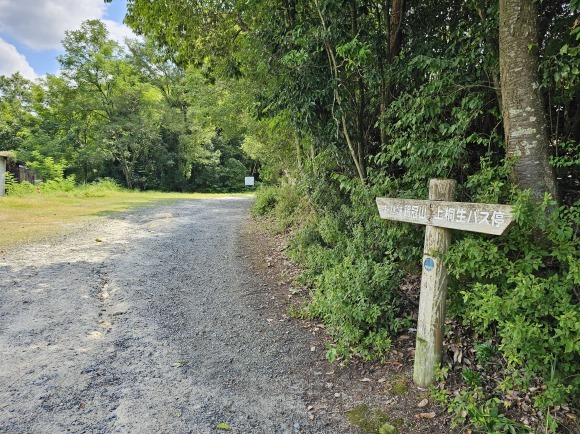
top-left (122, 161), bottom-right (133, 190)
top-left (377, 0), bottom-right (404, 151)
top-left (388, 0), bottom-right (404, 61)
top-left (499, 0), bottom-right (559, 202)
top-left (314, 0), bottom-right (366, 183)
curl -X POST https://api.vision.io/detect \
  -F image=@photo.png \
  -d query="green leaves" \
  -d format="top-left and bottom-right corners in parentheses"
top-left (336, 37), bottom-right (372, 71)
top-left (446, 193), bottom-right (580, 415)
top-left (25, 150), bottom-right (66, 181)
top-left (1, 17), bottom-right (258, 192)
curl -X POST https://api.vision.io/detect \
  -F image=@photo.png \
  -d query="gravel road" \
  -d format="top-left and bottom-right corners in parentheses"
top-left (0, 197), bottom-right (356, 434)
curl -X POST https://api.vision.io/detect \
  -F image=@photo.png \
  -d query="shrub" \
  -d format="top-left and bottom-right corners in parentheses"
top-left (252, 183), bottom-right (306, 232)
top-left (309, 256), bottom-right (407, 361)
top-left (252, 185), bottom-right (280, 216)
top-left (75, 178), bottom-right (123, 197)
top-left (5, 173), bottom-right (36, 196)
top-left (445, 191), bottom-right (579, 416)
top-left (287, 176), bottom-right (419, 362)
top-left (25, 150), bottom-right (66, 182)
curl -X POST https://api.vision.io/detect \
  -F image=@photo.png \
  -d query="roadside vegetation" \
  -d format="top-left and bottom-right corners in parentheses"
top-left (253, 181), bottom-right (578, 433)
top-left (1, 0), bottom-right (578, 432)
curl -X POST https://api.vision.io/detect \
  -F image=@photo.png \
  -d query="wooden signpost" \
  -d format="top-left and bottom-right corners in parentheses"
top-left (376, 179), bottom-right (514, 387)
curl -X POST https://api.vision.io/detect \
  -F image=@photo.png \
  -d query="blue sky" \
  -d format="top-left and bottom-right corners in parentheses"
top-left (0, 0), bottom-right (135, 80)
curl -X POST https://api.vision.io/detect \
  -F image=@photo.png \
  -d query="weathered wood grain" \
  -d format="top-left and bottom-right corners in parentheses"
top-left (376, 179), bottom-right (515, 386)
top-left (412, 179), bottom-right (455, 387)
top-left (376, 198), bottom-right (514, 235)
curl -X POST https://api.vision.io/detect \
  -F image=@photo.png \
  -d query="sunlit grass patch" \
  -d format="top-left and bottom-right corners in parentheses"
top-left (0, 188), bottom-right (250, 249)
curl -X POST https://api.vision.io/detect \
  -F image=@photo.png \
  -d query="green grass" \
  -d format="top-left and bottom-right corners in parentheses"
top-left (0, 187), bottom-right (251, 249)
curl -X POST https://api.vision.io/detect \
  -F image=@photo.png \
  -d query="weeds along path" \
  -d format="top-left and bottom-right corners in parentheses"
top-left (0, 197), bottom-right (352, 434)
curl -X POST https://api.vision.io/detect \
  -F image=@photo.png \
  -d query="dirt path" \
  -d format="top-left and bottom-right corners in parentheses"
top-left (0, 197), bottom-right (354, 433)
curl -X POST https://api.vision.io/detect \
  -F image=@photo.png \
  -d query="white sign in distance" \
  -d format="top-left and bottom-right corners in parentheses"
top-left (245, 176), bottom-right (255, 186)
top-left (376, 197), bottom-right (514, 235)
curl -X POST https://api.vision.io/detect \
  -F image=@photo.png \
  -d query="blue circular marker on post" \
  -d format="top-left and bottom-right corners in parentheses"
top-left (423, 257), bottom-right (435, 272)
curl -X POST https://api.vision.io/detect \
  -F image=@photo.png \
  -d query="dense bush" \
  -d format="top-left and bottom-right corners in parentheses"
top-left (446, 192), bottom-right (579, 413)
top-left (308, 255), bottom-right (407, 362)
top-left (254, 163), bottom-right (578, 432)
top-left (5, 175), bottom-right (122, 197)
top-left (25, 150), bottom-right (67, 182)
top-left (252, 183), bottom-right (304, 232)
top-left (254, 174), bottom-right (424, 362)
top-left (252, 185), bottom-right (280, 215)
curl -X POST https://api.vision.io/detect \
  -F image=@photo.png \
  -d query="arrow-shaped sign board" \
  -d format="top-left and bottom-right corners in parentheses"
top-left (376, 198), bottom-right (514, 235)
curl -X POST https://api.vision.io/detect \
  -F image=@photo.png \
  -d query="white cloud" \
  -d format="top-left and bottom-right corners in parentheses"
top-left (0, 0), bottom-right (106, 50)
top-left (103, 19), bottom-right (140, 47)
top-left (0, 1), bottom-right (137, 78)
top-left (0, 38), bottom-right (36, 80)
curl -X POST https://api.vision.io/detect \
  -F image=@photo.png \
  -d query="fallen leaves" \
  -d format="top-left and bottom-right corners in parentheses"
top-left (416, 412), bottom-right (436, 419)
top-left (216, 422), bottom-right (230, 430)
top-left (417, 398), bottom-right (429, 408)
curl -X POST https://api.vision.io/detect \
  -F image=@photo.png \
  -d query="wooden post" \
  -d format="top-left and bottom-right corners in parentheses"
top-left (413, 179), bottom-right (456, 387)
top-left (376, 179), bottom-right (513, 386)
top-left (0, 153), bottom-right (7, 196)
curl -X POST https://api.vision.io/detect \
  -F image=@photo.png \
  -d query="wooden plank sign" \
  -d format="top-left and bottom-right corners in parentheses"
top-left (376, 179), bottom-right (514, 387)
top-left (376, 198), bottom-right (514, 235)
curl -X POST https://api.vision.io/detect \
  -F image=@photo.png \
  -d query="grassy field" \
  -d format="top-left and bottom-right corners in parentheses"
top-left (0, 188), bottom-right (251, 250)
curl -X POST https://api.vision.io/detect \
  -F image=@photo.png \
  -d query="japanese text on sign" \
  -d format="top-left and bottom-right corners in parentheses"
top-left (376, 198), bottom-right (514, 235)
top-left (433, 206), bottom-right (505, 228)
top-left (379, 203), bottom-right (428, 221)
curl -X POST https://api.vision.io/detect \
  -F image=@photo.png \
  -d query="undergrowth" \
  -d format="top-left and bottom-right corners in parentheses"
top-left (252, 173), bottom-right (579, 433)
top-left (5, 172), bottom-right (122, 197)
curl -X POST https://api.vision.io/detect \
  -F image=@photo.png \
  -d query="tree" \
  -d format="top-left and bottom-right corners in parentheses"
top-left (23, 74), bottom-right (105, 182)
top-left (127, 40), bottom-right (208, 190)
top-left (55, 20), bottom-right (128, 182)
top-left (0, 73), bottom-right (38, 151)
top-left (99, 86), bottom-right (162, 189)
top-left (499, 0), bottom-right (559, 202)
top-left (119, 0), bottom-right (245, 69)
top-left (57, 20), bottom-right (170, 188)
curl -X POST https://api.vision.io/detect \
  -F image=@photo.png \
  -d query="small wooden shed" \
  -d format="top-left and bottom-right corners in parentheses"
top-left (0, 151), bottom-right (9, 196)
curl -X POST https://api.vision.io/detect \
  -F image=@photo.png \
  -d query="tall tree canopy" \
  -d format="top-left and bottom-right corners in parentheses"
top-left (115, 0), bottom-right (576, 202)
top-left (1, 18), bottom-right (257, 191)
